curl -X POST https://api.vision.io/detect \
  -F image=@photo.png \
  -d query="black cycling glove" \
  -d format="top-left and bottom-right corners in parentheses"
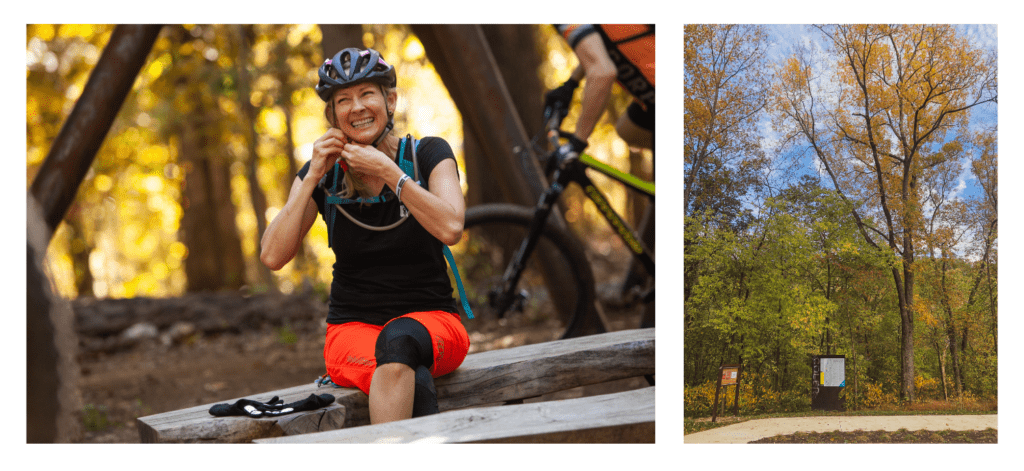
top-left (543, 78), bottom-right (579, 124)
top-left (555, 133), bottom-right (588, 165)
top-left (209, 393), bottom-right (336, 418)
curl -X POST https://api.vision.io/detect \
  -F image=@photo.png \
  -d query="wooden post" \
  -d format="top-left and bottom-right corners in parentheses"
top-left (712, 364), bottom-right (741, 422)
top-left (711, 378), bottom-right (722, 423)
top-left (733, 364), bottom-right (742, 416)
top-left (29, 24), bottom-right (163, 238)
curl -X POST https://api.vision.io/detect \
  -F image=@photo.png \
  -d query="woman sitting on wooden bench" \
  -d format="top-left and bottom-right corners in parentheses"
top-left (260, 47), bottom-right (470, 424)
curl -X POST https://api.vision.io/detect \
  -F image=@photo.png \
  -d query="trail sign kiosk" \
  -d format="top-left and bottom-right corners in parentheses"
top-left (811, 355), bottom-right (845, 411)
top-left (712, 364), bottom-right (741, 423)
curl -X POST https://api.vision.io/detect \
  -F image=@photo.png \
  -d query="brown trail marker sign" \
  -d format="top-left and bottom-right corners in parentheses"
top-left (712, 364), bottom-right (741, 423)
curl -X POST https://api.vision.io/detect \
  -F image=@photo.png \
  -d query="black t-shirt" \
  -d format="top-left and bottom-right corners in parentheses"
top-left (297, 136), bottom-right (460, 326)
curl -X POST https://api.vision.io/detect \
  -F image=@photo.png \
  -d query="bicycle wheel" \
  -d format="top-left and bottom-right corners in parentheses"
top-left (452, 203), bottom-right (597, 353)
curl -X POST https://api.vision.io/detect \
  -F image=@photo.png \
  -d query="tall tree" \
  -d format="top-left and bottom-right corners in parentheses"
top-left (163, 25), bottom-right (248, 291)
top-left (967, 127), bottom-right (997, 353)
top-left (684, 24), bottom-right (771, 218)
top-left (772, 24), bottom-right (997, 400)
top-left (231, 24), bottom-right (278, 292)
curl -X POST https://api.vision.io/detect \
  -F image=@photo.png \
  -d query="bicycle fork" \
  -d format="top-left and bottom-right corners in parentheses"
top-left (490, 173), bottom-right (569, 316)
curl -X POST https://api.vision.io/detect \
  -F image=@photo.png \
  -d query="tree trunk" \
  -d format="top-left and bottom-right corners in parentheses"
top-left (899, 279), bottom-right (916, 402)
top-left (936, 338), bottom-right (949, 401)
top-left (899, 173), bottom-right (917, 402)
top-left (465, 24), bottom-right (544, 208)
top-left (234, 25), bottom-right (277, 292)
top-left (65, 205), bottom-right (95, 297)
top-left (26, 26), bottom-right (159, 442)
top-left (178, 116), bottom-right (247, 292)
top-left (29, 24), bottom-right (163, 238)
top-left (277, 72), bottom-right (315, 285)
top-left (939, 256), bottom-right (964, 396)
top-left (320, 24), bottom-right (366, 55)
top-left (410, 24), bottom-right (548, 208)
top-left (27, 194), bottom-right (81, 443)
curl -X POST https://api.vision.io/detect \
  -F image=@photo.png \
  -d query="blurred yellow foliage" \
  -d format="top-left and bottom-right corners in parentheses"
top-left (28, 24), bottom-right (643, 299)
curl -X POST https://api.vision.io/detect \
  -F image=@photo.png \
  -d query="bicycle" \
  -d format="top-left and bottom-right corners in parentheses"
top-left (452, 105), bottom-right (655, 351)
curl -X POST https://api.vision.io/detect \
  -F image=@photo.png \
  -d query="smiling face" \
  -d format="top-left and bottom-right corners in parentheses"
top-left (330, 82), bottom-right (395, 145)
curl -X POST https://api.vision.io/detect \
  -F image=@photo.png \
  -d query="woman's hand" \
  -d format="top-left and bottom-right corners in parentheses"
top-left (309, 128), bottom-right (350, 183)
top-left (340, 142), bottom-right (402, 183)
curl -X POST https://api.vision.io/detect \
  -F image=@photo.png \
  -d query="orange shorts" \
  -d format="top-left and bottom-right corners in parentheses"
top-left (323, 311), bottom-right (470, 394)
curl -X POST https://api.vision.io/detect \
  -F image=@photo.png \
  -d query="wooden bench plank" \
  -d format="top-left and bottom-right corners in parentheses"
top-left (255, 386), bottom-right (655, 444)
top-left (137, 328), bottom-right (654, 443)
top-left (137, 387), bottom-right (366, 443)
top-left (436, 327), bottom-right (654, 410)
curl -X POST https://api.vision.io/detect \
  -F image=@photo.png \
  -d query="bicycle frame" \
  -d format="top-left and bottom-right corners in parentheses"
top-left (549, 152), bottom-right (655, 276)
top-left (490, 148), bottom-right (655, 316)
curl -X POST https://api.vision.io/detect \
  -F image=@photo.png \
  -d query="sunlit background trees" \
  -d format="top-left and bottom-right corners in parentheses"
top-left (27, 24), bottom-right (652, 300)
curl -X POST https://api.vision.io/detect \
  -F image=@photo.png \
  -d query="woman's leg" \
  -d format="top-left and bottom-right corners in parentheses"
top-left (369, 363), bottom-right (416, 423)
top-left (370, 317), bottom-right (436, 424)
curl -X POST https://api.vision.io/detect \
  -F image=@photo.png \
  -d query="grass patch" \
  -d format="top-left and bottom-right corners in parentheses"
top-left (82, 404), bottom-right (112, 432)
top-left (276, 324), bottom-right (298, 345)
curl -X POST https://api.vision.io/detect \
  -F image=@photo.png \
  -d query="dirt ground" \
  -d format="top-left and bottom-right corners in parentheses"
top-left (71, 248), bottom-right (649, 443)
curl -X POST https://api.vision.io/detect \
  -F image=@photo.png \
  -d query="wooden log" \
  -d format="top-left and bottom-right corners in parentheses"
top-left (137, 328), bottom-right (654, 443)
top-left (255, 387), bottom-right (655, 444)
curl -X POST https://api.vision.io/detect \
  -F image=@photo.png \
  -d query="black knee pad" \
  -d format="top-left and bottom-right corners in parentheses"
top-left (374, 317), bottom-right (434, 371)
top-left (412, 365), bottom-right (439, 417)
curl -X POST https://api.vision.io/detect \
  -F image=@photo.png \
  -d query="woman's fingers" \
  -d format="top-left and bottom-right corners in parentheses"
top-left (339, 143), bottom-right (382, 175)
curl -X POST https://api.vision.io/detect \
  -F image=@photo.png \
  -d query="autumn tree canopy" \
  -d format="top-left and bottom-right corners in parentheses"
top-left (685, 24), bottom-right (997, 410)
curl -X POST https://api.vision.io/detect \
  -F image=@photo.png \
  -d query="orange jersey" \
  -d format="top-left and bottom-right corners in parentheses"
top-left (558, 24), bottom-right (655, 109)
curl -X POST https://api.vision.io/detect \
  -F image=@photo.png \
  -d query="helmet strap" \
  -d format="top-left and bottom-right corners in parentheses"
top-left (370, 83), bottom-right (395, 148)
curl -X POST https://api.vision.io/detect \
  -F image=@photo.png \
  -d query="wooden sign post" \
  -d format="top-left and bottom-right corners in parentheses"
top-left (712, 364), bottom-right (742, 423)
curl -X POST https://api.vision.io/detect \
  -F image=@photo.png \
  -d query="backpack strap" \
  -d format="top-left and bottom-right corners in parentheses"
top-left (397, 135), bottom-right (418, 183)
top-left (444, 244), bottom-right (473, 319)
top-left (319, 135), bottom-right (473, 319)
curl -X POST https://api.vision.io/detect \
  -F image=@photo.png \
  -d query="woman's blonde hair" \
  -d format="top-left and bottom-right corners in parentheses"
top-left (324, 86), bottom-right (398, 200)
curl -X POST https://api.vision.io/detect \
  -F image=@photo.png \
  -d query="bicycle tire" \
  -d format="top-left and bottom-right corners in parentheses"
top-left (452, 203), bottom-right (597, 353)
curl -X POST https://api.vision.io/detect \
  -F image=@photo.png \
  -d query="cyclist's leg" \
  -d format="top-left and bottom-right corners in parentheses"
top-left (617, 101), bottom-right (655, 307)
top-left (615, 101), bottom-right (654, 150)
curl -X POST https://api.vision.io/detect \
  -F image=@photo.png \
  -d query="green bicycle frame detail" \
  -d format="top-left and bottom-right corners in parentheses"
top-left (543, 152), bottom-right (654, 276)
top-left (583, 184), bottom-right (643, 255)
top-left (578, 153), bottom-right (655, 196)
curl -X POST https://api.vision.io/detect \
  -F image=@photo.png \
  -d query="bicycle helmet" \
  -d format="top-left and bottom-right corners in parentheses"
top-left (316, 48), bottom-right (397, 102)
top-left (317, 48), bottom-right (397, 147)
